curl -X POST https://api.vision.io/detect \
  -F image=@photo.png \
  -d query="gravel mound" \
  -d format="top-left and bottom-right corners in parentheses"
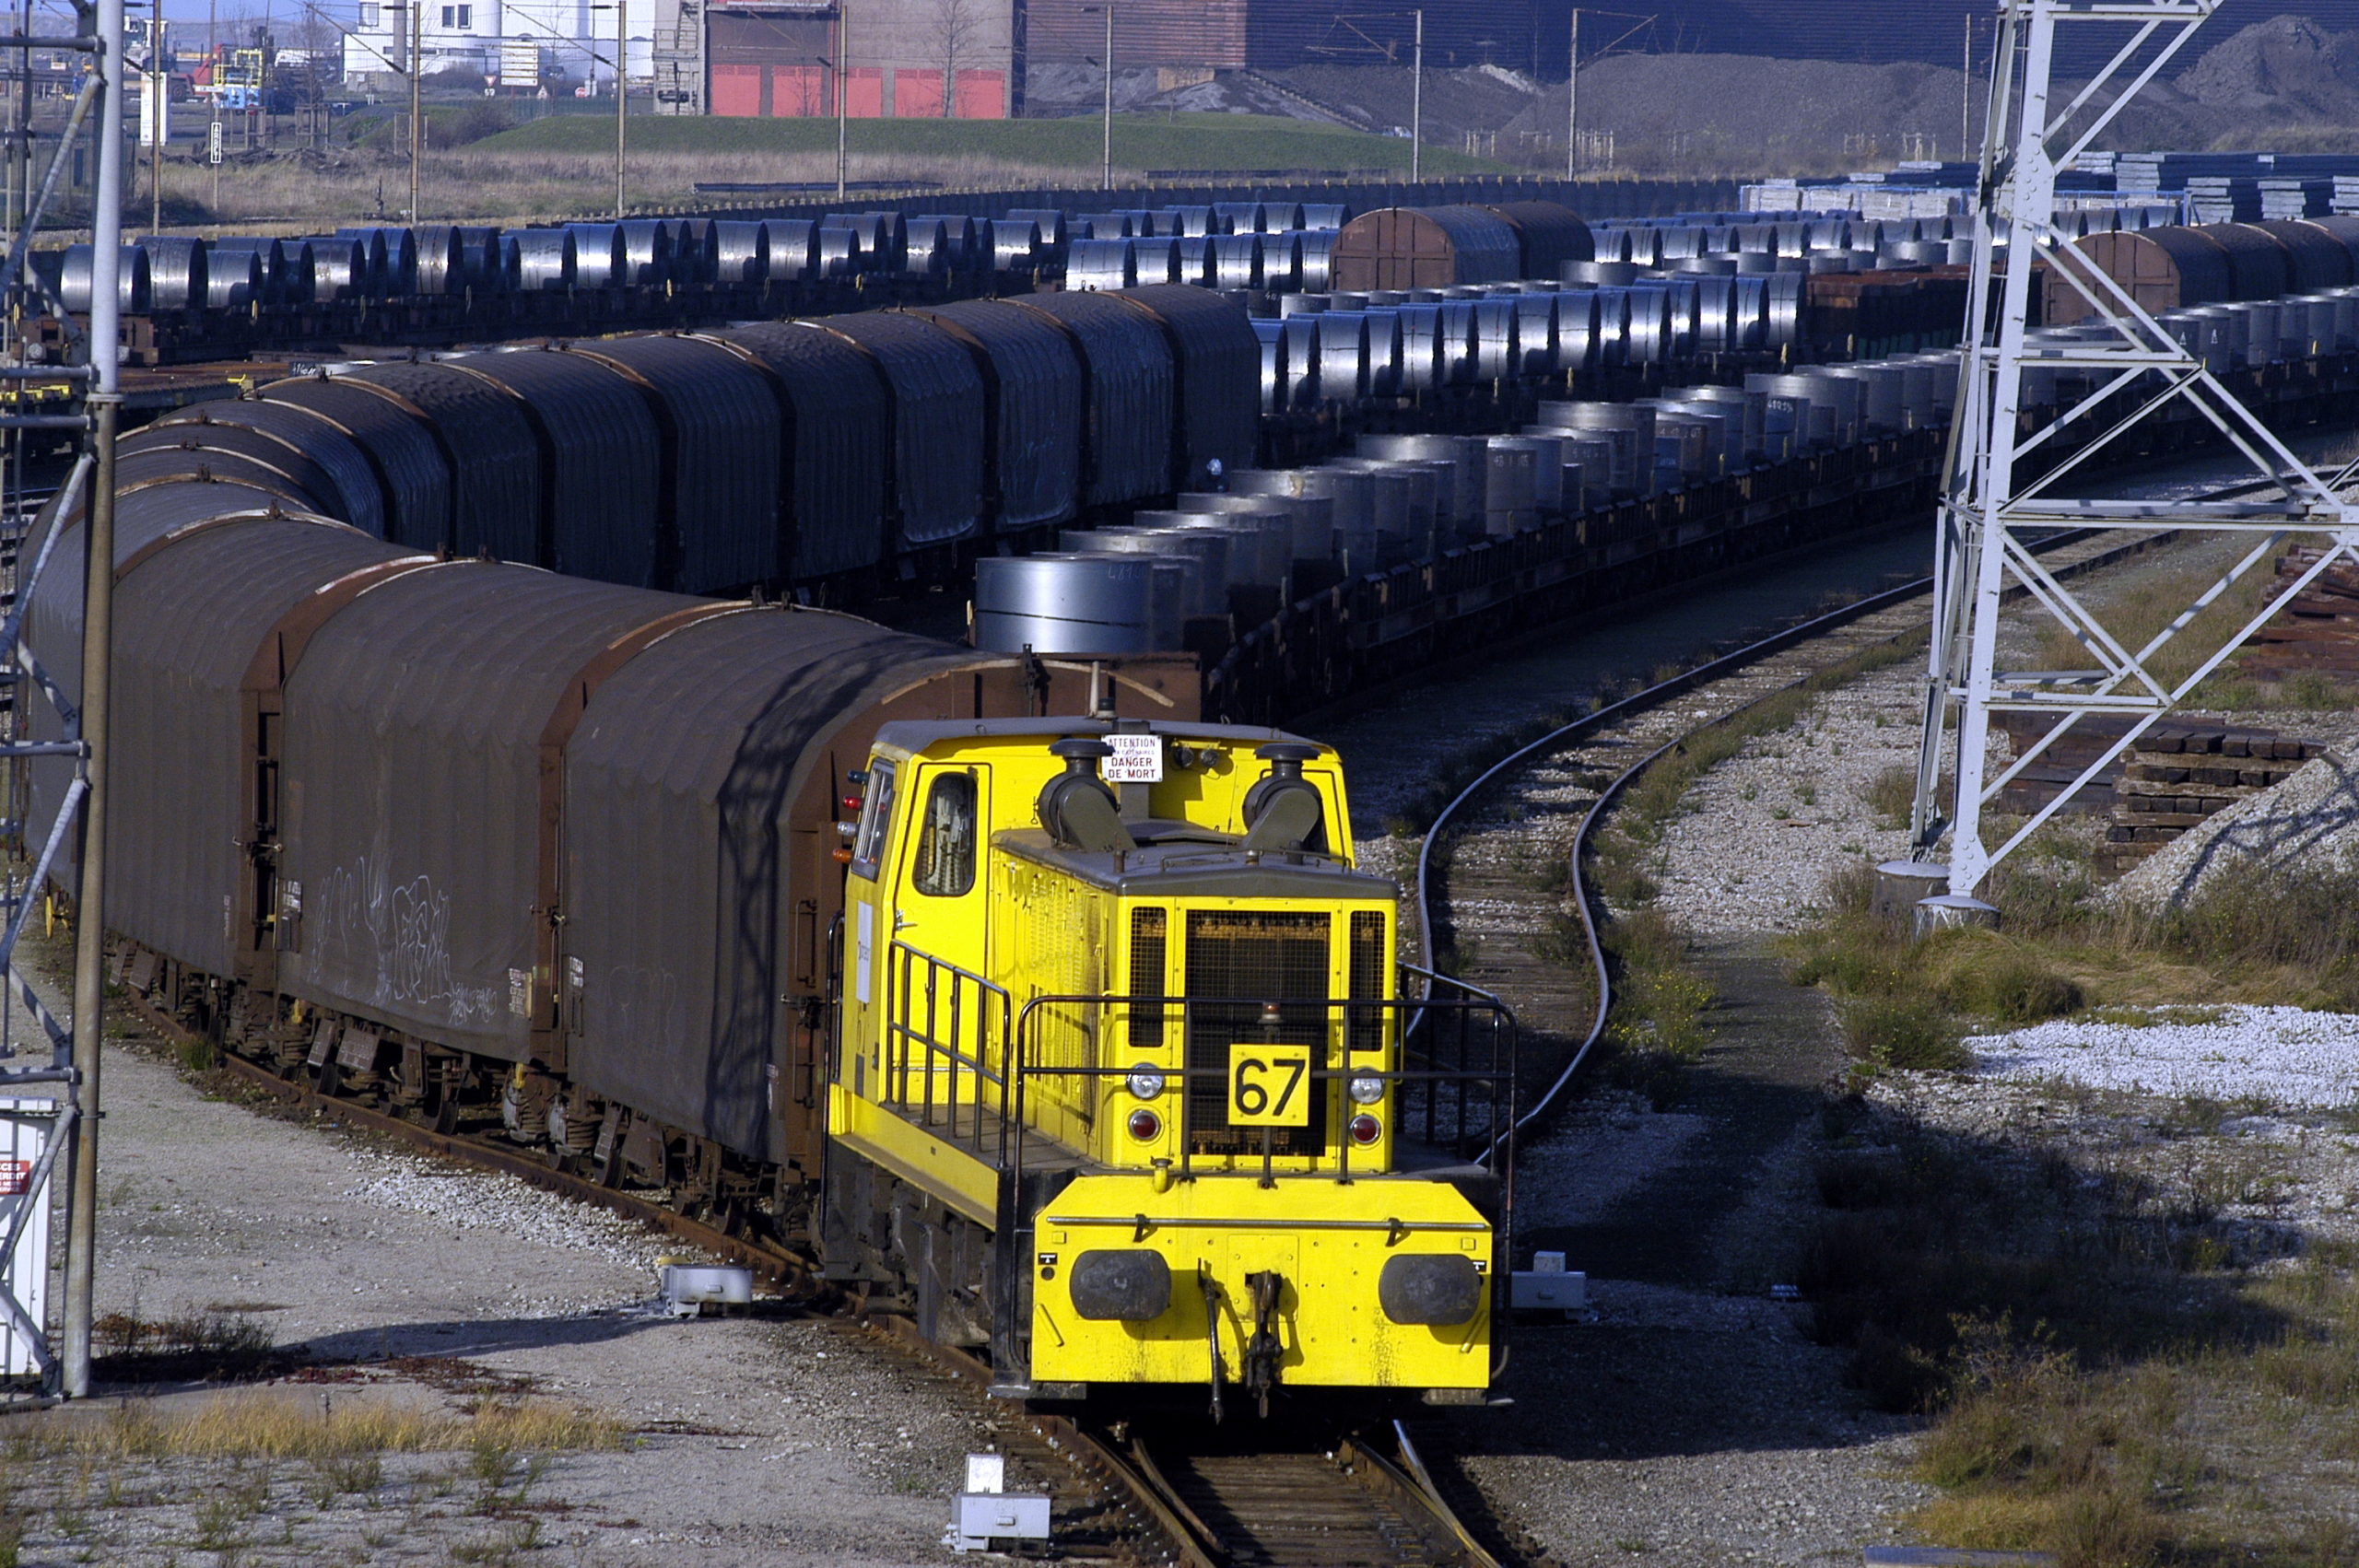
top-left (2113, 744), bottom-right (2359, 907)
top-left (345, 1151), bottom-right (676, 1279)
top-left (1971, 1004), bottom-right (2359, 1107)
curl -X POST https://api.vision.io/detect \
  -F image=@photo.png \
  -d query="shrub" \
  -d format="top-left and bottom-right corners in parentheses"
top-left (1836, 994), bottom-right (1967, 1071)
top-left (1934, 942), bottom-right (2085, 1024)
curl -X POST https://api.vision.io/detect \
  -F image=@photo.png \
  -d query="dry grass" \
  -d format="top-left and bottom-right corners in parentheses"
top-left (147, 144), bottom-right (1101, 229)
top-left (12, 1390), bottom-right (624, 1464)
top-left (2026, 548), bottom-right (2348, 712)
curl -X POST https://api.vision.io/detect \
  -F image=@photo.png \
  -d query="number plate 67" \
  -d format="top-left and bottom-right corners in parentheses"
top-left (1226, 1043), bottom-right (1312, 1128)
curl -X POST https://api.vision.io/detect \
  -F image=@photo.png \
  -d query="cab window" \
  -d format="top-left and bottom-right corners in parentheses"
top-left (911, 771), bottom-right (978, 897)
top-left (850, 761), bottom-right (898, 880)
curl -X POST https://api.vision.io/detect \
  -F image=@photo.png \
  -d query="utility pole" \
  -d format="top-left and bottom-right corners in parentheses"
top-left (834, 0), bottom-right (847, 198)
top-left (1409, 8), bottom-right (1422, 183)
top-left (64, 0), bottom-right (127, 1406)
top-left (1098, 2), bottom-right (1112, 192)
top-left (1961, 14), bottom-right (1971, 163)
top-left (1566, 7), bottom-right (1578, 181)
top-left (613, 0), bottom-right (625, 218)
top-left (406, 0), bottom-right (420, 219)
top-left (147, 6), bottom-right (161, 235)
top-left (206, 0), bottom-right (217, 214)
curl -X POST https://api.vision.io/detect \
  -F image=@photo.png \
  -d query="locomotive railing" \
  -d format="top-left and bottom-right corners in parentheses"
top-left (1007, 977), bottom-right (1517, 1192)
top-left (881, 940), bottom-right (1015, 1159)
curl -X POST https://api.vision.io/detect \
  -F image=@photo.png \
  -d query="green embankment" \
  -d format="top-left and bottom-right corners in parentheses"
top-left (470, 111), bottom-right (1503, 177)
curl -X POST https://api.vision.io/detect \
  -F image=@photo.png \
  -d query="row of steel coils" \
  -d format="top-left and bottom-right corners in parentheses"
top-left (107, 283), bottom-right (1259, 595)
top-left (1250, 275), bottom-right (1810, 407)
top-left (46, 203), bottom-right (1356, 314)
top-left (2025, 287), bottom-right (2359, 398)
top-left (972, 355), bottom-right (1965, 657)
top-left (1588, 204), bottom-right (2179, 265)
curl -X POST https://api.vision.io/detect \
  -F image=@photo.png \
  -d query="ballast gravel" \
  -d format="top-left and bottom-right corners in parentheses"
top-left (1971, 1004), bottom-right (2359, 1106)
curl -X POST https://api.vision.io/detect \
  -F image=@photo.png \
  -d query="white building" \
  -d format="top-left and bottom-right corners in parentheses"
top-left (342, 0), bottom-right (662, 90)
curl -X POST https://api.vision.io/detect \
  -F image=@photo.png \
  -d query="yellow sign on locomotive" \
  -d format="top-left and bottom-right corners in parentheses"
top-left (1227, 1043), bottom-right (1313, 1127)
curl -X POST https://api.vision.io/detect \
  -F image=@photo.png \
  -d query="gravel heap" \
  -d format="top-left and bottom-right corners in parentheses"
top-left (346, 1151), bottom-right (677, 1281)
top-left (1970, 1004), bottom-right (2359, 1107)
top-left (2114, 743), bottom-right (2359, 907)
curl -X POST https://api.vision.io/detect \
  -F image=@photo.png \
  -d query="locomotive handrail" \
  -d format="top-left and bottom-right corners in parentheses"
top-left (1007, 989), bottom-right (1516, 1193)
top-left (882, 940), bottom-right (1015, 1159)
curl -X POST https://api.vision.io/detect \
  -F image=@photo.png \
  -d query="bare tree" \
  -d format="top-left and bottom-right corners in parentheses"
top-left (935, 0), bottom-right (982, 118)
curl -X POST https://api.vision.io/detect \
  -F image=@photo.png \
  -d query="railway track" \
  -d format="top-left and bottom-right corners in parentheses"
top-left (96, 508), bottom-right (2230, 1566)
top-left (1414, 523), bottom-right (2177, 1141)
top-left (116, 989), bottom-right (1515, 1567)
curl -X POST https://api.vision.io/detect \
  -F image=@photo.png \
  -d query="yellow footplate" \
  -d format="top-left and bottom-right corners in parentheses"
top-left (1027, 1173), bottom-right (1494, 1395)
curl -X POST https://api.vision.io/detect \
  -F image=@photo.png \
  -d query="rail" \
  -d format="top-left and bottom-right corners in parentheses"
top-left (1417, 472), bottom-right (2300, 1152)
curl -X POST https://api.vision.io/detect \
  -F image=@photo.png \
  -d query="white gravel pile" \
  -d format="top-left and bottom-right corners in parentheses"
top-left (1971, 1004), bottom-right (2359, 1107)
top-left (2115, 744), bottom-right (2359, 907)
top-left (345, 1151), bottom-right (675, 1276)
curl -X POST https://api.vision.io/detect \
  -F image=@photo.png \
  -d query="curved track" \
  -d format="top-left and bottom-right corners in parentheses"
top-left (1410, 509), bottom-right (2251, 1151)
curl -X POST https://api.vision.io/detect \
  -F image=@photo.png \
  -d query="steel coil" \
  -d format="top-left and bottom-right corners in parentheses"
top-left (710, 219), bottom-right (769, 285)
top-left (1173, 236), bottom-right (1215, 287)
top-left (616, 219), bottom-right (673, 287)
top-left (1067, 237), bottom-right (1133, 290)
top-left (1213, 201), bottom-right (1262, 235)
top-left (1297, 231), bottom-right (1337, 292)
top-left (973, 554), bottom-right (1162, 655)
top-left (568, 223), bottom-right (628, 288)
top-left (1562, 259), bottom-right (1637, 286)
top-left (761, 219), bottom-right (819, 283)
top-left (139, 237), bottom-right (206, 311)
top-left (1313, 311), bottom-right (1371, 401)
top-left (205, 246), bottom-right (265, 310)
top-left (1257, 231), bottom-right (1303, 293)
top-left (666, 217), bottom-right (719, 286)
top-left (1004, 207), bottom-right (1067, 248)
top-left (208, 237), bottom-right (286, 303)
top-left (1300, 203), bottom-right (1347, 231)
top-left (1765, 271), bottom-right (1804, 347)
top-left (987, 216), bottom-right (1040, 273)
top-left (1689, 275), bottom-right (1736, 351)
top-left (902, 216), bottom-right (951, 278)
top-left (296, 236), bottom-right (366, 302)
top-left (410, 225), bottom-right (464, 294)
top-left (1623, 287), bottom-right (1669, 365)
top-left (56, 244), bottom-right (151, 312)
top-left (816, 223), bottom-right (863, 279)
top-left (1252, 317), bottom-right (1284, 411)
top-left (1552, 287), bottom-right (1600, 372)
top-left (510, 228), bottom-right (576, 292)
top-left (1212, 233), bottom-right (1262, 290)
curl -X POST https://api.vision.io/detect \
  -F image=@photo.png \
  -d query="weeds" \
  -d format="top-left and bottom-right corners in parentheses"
top-left (20, 1392), bottom-right (622, 1464)
top-left (92, 1309), bottom-right (278, 1383)
top-left (1835, 994), bottom-right (1968, 1072)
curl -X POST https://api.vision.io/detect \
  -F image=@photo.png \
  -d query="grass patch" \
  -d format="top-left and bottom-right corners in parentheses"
top-left (1800, 1093), bottom-right (2359, 1563)
top-left (1977, 855), bottom-right (2359, 1012)
top-left (475, 109), bottom-right (1502, 177)
top-left (18, 1390), bottom-right (624, 1464)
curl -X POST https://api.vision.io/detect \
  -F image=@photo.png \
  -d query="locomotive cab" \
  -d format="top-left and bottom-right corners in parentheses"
top-left (825, 719), bottom-right (1515, 1413)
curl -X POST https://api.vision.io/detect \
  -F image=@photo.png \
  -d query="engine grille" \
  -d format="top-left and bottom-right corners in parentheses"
top-left (1182, 910), bottom-right (1330, 1155)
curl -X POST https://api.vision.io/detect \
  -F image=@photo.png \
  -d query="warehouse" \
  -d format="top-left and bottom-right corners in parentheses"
top-left (705, 0), bottom-right (1016, 118)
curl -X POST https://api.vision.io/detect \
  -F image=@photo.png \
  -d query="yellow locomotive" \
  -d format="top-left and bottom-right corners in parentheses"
top-left (821, 719), bottom-right (1515, 1414)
